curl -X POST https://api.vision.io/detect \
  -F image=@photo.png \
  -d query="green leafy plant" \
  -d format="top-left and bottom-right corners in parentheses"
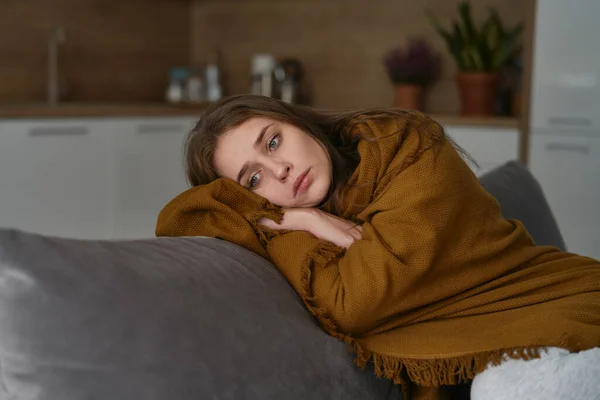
top-left (427, 1), bottom-right (523, 72)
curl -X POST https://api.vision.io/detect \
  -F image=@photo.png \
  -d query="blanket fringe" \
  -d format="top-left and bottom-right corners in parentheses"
top-left (298, 241), bottom-right (546, 397)
top-left (248, 208), bottom-right (284, 246)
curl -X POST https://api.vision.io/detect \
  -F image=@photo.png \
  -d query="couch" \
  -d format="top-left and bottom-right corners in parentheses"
top-left (0, 161), bottom-right (566, 400)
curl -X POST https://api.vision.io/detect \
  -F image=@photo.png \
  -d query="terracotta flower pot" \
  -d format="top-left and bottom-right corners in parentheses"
top-left (393, 84), bottom-right (423, 111)
top-left (455, 72), bottom-right (500, 116)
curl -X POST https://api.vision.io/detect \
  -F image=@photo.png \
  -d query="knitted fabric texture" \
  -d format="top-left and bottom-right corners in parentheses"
top-left (156, 112), bottom-right (600, 399)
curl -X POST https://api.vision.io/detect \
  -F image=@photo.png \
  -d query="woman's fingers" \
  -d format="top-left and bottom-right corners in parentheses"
top-left (342, 222), bottom-right (362, 240)
top-left (263, 208), bottom-right (364, 249)
top-left (349, 227), bottom-right (362, 241)
top-left (257, 217), bottom-right (280, 230)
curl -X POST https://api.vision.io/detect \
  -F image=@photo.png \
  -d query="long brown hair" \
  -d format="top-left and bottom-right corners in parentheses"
top-left (184, 94), bottom-right (472, 213)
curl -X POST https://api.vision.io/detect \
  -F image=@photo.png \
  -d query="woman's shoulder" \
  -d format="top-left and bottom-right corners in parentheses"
top-left (350, 110), bottom-right (445, 142)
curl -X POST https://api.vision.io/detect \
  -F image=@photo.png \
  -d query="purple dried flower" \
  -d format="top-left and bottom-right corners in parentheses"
top-left (383, 39), bottom-right (441, 86)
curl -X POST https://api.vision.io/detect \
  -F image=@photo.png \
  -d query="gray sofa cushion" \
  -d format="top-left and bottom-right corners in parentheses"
top-left (0, 231), bottom-right (400, 400)
top-left (479, 161), bottom-right (566, 251)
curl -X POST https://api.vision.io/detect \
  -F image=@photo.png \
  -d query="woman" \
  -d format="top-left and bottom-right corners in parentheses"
top-left (156, 95), bottom-right (600, 400)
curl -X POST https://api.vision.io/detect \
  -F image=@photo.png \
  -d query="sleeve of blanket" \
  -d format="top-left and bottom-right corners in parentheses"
top-left (266, 130), bottom-right (530, 336)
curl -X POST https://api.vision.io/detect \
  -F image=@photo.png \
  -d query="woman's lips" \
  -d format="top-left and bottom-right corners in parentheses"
top-left (293, 168), bottom-right (312, 197)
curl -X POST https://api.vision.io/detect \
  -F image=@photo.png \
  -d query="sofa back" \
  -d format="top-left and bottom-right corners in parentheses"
top-left (0, 161), bottom-right (565, 400)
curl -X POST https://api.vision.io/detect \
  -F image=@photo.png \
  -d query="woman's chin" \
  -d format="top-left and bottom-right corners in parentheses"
top-left (301, 192), bottom-right (329, 208)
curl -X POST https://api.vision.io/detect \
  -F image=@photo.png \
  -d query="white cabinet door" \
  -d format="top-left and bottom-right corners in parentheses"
top-left (529, 134), bottom-right (600, 259)
top-left (111, 117), bottom-right (196, 239)
top-left (0, 119), bottom-right (113, 239)
top-left (530, 0), bottom-right (600, 132)
top-left (443, 126), bottom-right (520, 176)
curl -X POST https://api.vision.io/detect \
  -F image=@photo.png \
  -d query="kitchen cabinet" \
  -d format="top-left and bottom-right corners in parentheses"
top-left (530, 0), bottom-right (600, 132)
top-left (442, 126), bottom-right (520, 176)
top-left (110, 117), bottom-right (196, 239)
top-left (0, 116), bottom-right (197, 240)
top-left (529, 134), bottom-right (600, 259)
top-left (528, 0), bottom-right (600, 259)
top-left (0, 119), bottom-right (114, 239)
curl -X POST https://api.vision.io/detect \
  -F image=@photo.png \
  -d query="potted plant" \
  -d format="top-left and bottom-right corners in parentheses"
top-left (428, 1), bottom-right (523, 116)
top-left (383, 38), bottom-right (441, 111)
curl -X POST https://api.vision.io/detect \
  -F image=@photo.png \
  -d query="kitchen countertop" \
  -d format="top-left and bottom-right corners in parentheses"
top-left (0, 102), bottom-right (211, 118)
top-left (429, 114), bottom-right (520, 129)
top-left (0, 102), bottom-right (520, 129)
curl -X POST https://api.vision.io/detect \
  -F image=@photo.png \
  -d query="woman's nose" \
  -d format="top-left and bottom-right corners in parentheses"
top-left (260, 156), bottom-right (291, 181)
top-left (264, 159), bottom-right (291, 181)
top-left (274, 163), bottom-right (291, 181)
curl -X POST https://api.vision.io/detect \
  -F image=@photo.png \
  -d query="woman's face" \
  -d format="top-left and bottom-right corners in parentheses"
top-left (213, 117), bottom-right (332, 208)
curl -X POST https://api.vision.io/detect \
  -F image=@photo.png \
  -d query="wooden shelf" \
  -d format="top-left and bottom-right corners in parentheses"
top-left (0, 103), bottom-right (520, 132)
top-left (428, 114), bottom-right (520, 129)
top-left (0, 102), bottom-right (211, 119)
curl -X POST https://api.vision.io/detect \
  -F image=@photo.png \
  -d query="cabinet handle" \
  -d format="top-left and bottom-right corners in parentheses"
top-left (136, 124), bottom-right (184, 134)
top-left (28, 126), bottom-right (89, 136)
top-left (545, 142), bottom-right (590, 154)
top-left (547, 117), bottom-right (592, 127)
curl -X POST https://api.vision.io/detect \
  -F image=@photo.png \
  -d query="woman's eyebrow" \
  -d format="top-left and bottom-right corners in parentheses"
top-left (236, 123), bottom-right (274, 184)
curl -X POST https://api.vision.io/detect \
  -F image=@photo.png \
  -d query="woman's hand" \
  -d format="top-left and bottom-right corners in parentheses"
top-left (259, 208), bottom-right (362, 249)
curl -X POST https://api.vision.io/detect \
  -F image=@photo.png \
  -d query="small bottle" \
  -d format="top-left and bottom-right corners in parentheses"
top-left (205, 52), bottom-right (223, 102)
top-left (186, 68), bottom-right (205, 103)
top-left (251, 54), bottom-right (276, 97)
top-left (274, 59), bottom-right (303, 104)
top-left (166, 67), bottom-right (189, 104)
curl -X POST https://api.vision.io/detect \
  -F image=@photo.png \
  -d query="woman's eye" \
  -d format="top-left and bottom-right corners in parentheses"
top-left (267, 134), bottom-right (279, 150)
top-left (248, 172), bottom-right (260, 188)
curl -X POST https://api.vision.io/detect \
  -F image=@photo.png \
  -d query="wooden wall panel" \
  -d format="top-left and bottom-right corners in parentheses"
top-left (0, 0), bottom-right (190, 103)
top-left (0, 0), bottom-right (526, 109)
top-left (519, 0), bottom-right (537, 164)
top-left (191, 0), bottom-right (526, 112)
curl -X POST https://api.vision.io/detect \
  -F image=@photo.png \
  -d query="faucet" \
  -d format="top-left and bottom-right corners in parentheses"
top-left (48, 25), bottom-right (66, 105)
